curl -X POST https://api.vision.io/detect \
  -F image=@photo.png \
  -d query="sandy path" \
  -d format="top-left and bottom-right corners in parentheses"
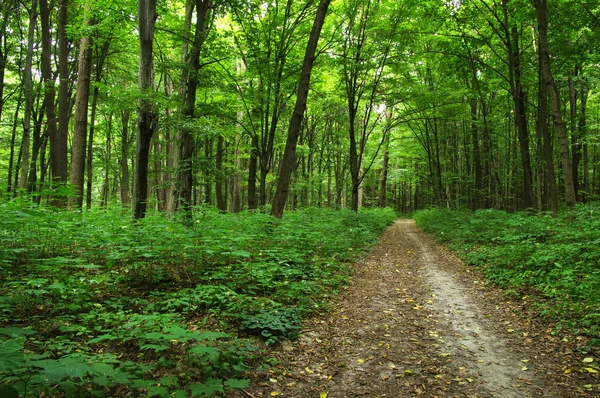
top-left (232, 219), bottom-right (596, 397)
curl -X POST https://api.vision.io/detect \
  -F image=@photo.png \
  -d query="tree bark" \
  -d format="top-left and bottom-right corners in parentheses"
top-left (534, 0), bottom-right (576, 207)
top-left (248, 135), bottom-right (258, 209)
top-left (271, 0), bottom-right (331, 218)
top-left (40, 0), bottom-right (64, 205)
top-left (133, 0), bottom-right (158, 219)
top-left (56, 0), bottom-right (70, 183)
top-left (120, 109), bottom-right (131, 205)
top-left (20, 0), bottom-right (38, 192)
top-left (568, 69), bottom-right (581, 200)
top-left (215, 135), bottom-right (226, 211)
top-left (178, 0), bottom-right (211, 217)
top-left (68, 2), bottom-right (93, 209)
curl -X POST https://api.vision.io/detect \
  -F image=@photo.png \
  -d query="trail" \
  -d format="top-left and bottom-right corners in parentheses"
top-left (232, 220), bottom-right (595, 397)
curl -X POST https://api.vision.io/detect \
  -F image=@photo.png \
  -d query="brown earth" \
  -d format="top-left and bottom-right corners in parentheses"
top-left (230, 219), bottom-right (599, 398)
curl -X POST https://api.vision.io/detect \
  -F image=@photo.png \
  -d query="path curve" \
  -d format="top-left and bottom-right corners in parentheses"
top-left (232, 219), bottom-right (592, 397)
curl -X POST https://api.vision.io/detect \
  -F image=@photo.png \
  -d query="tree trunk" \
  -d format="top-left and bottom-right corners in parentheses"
top-left (68, 2), bottom-right (93, 209)
top-left (20, 0), bottom-right (38, 192)
top-left (133, 0), bottom-right (158, 219)
top-left (269, 0), bottom-right (332, 219)
top-left (178, 0), bottom-right (211, 217)
top-left (7, 89), bottom-right (23, 194)
top-left (379, 131), bottom-right (389, 208)
top-left (40, 0), bottom-right (61, 202)
top-left (86, 40), bottom-right (111, 209)
top-left (568, 69), bottom-right (581, 200)
top-left (120, 109), bottom-right (131, 205)
top-left (215, 135), bottom-right (226, 211)
top-left (534, 0), bottom-right (576, 207)
top-left (56, 0), bottom-right (70, 184)
top-left (248, 135), bottom-right (258, 209)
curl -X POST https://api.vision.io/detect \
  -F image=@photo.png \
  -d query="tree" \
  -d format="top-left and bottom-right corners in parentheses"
top-left (271, 0), bottom-right (331, 218)
top-left (534, 0), bottom-right (576, 207)
top-left (133, 0), bottom-right (158, 219)
top-left (69, 1), bottom-right (94, 209)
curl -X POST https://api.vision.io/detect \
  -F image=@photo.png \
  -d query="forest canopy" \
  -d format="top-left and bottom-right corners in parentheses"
top-left (2, 0), bottom-right (599, 216)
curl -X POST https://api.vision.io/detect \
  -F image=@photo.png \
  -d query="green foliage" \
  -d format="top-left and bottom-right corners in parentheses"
top-left (0, 201), bottom-right (395, 396)
top-left (415, 205), bottom-right (600, 338)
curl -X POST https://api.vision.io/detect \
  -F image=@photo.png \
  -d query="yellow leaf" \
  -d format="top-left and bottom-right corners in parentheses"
top-left (521, 359), bottom-right (529, 363)
top-left (269, 378), bottom-right (278, 383)
top-left (521, 366), bottom-right (528, 371)
top-left (584, 367), bottom-right (599, 373)
top-left (305, 367), bottom-right (314, 374)
top-left (507, 329), bottom-right (514, 333)
top-left (320, 392), bottom-right (328, 398)
top-left (286, 382), bottom-right (296, 387)
top-left (357, 358), bottom-right (365, 364)
top-left (564, 368), bottom-right (571, 374)
top-left (271, 392), bottom-right (279, 397)
top-left (583, 357), bottom-right (594, 363)
top-left (405, 369), bottom-right (413, 375)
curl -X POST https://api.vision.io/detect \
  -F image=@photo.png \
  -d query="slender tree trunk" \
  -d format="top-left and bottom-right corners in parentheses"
top-left (8, 89), bottom-right (23, 194)
top-left (68, 2), bottom-right (93, 209)
top-left (86, 40), bottom-right (111, 209)
top-left (580, 83), bottom-right (589, 202)
top-left (534, 0), bottom-right (576, 207)
top-left (568, 69), bottom-right (581, 200)
top-left (20, 0), bottom-right (38, 192)
top-left (40, 0), bottom-right (66, 205)
top-left (56, 0), bottom-right (70, 183)
top-left (120, 109), bottom-right (131, 205)
top-left (269, 0), bottom-right (330, 218)
top-left (215, 135), bottom-right (226, 211)
top-left (379, 131), bottom-right (390, 208)
top-left (178, 0), bottom-right (211, 217)
top-left (248, 135), bottom-right (258, 210)
top-left (99, 114), bottom-right (111, 208)
top-left (133, 0), bottom-right (158, 219)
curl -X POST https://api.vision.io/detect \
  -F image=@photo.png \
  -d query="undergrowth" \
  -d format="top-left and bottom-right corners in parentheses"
top-left (414, 204), bottom-right (600, 344)
top-left (0, 199), bottom-right (395, 397)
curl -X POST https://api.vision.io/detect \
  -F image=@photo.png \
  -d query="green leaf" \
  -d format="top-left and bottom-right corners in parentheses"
top-left (224, 378), bottom-right (250, 389)
top-left (65, 361), bottom-right (90, 379)
top-left (0, 327), bottom-right (35, 336)
top-left (147, 385), bottom-right (170, 397)
top-left (190, 379), bottom-right (224, 397)
top-left (0, 338), bottom-right (25, 370)
top-left (188, 345), bottom-right (221, 363)
top-left (91, 362), bottom-right (115, 376)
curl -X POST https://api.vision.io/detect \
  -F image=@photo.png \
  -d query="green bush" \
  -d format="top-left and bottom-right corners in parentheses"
top-left (0, 200), bottom-right (395, 396)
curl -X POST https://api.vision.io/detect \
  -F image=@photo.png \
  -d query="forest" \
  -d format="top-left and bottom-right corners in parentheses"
top-left (2, 0), bottom-right (600, 396)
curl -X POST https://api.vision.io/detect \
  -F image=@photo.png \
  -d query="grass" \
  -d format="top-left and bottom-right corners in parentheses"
top-left (0, 198), bottom-right (396, 397)
top-left (414, 204), bottom-right (600, 344)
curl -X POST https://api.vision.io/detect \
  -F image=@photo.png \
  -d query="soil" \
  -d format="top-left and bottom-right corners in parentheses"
top-left (230, 220), bottom-right (599, 397)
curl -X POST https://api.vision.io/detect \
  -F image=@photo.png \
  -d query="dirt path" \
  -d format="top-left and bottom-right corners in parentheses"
top-left (232, 220), bottom-right (598, 397)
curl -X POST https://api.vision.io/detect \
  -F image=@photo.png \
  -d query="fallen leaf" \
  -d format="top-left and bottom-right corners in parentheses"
top-left (271, 392), bottom-right (279, 397)
top-left (583, 358), bottom-right (594, 363)
top-left (507, 329), bottom-right (514, 333)
top-left (583, 367), bottom-right (598, 373)
top-left (320, 392), bottom-right (328, 398)
top-left (269, 378), bottom-right (278, 383)
top-left (357, 359), bottom-right (365, 364)
top-left (305, 367), bottom-right (314, 374)
top-left (521, 366), bottom-right (528, 371)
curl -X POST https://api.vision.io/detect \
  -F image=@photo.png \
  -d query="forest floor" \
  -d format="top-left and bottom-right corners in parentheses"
top-left (230, 219), bottom-right (599, 398)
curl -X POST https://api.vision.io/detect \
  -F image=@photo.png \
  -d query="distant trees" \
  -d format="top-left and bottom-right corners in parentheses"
top-left (1, 0), bottom-right (599, 216)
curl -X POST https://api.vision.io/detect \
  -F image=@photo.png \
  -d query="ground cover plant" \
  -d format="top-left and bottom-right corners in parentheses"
top-left (414, 204), bottom-right (600, 344)
top-left (0, 199), bottom-right (395, 397)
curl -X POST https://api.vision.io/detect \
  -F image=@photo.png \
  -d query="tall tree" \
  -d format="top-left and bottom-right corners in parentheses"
top-left (133, 0), bottom-right (158, 219)
top-left (68, 1), bottom-right (94, 209)
top-left (534, 0), bottom-right (576, 207)
top-left (271, 0), bottom-right (331, 218)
